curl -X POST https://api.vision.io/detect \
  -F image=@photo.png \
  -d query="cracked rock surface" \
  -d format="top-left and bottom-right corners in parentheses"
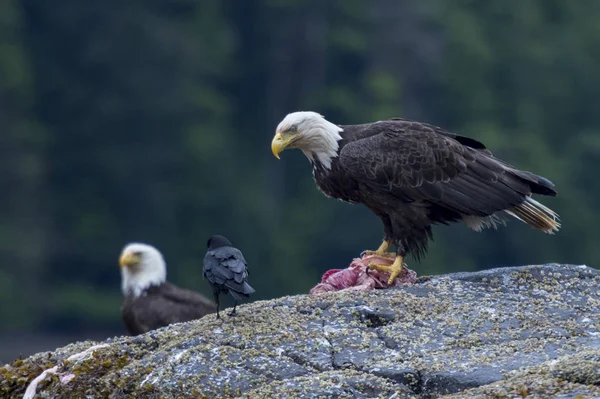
top-left (2, 264), bottom-right (600, 398)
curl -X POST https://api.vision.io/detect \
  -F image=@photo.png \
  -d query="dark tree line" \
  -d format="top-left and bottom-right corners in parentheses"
top-left (0, 0), bottom-right (598, 334)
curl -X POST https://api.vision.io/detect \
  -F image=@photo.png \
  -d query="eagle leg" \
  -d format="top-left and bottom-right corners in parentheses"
top-left (368, 255), bottom-right (404, 285)
top-left (228, 301), bottom-right (238, 317)
top-left (362, 240), bottom-right (396, 258)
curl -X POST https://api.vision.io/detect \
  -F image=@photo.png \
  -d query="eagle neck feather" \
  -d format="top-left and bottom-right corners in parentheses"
top-left (121, 264), bottom-right (166, 298)
top-left (300, 119), bottom-right (343, 170)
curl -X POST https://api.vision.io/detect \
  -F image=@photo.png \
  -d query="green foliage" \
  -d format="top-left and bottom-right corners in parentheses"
top-left (0, 0), bottom-right (597, 336)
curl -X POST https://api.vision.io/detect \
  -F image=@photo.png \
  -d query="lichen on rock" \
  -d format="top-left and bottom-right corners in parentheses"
top-left (2, 263), bottom-right (599, 398)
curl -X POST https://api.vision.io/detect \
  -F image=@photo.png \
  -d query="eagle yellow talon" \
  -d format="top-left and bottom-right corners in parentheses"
top-left (363, 240), bottom-right (395, 258)
top-left (364, 251), bottom-right (396, 258)
top-left (368, 255), bottom-right (404, 285)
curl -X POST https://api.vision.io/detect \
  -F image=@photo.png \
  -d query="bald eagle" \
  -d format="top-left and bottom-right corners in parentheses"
top-left (271, 112), bottom-right (560, 283)
top-left (119, 243), bottom-right (217, 335)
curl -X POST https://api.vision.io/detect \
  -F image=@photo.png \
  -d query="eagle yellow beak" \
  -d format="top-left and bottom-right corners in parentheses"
top-left (119, 252), bottom-right (140, 268)
top-left (271, 132), bottom-right (292, 159)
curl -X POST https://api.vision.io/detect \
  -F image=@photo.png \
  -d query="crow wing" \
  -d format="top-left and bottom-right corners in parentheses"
top-left (203, 247), bottom-right (251, 294)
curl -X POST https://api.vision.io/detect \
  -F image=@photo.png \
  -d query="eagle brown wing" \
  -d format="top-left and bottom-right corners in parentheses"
top-left (339, 121), bottom-right (551, 217)
top-left (121, 283), bottom-right (216, 335)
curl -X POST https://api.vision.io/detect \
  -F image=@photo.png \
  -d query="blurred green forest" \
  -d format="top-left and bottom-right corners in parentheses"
top-left (0, 0), bottom-right (598, 352)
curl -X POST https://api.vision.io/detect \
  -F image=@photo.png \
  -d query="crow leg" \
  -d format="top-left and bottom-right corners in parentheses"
top-left (214, 293), bottom-right (220, 319)
top-left (228, 301), bottom-right (237, 317)
top-left (368, 254), bottom-right (405, 285)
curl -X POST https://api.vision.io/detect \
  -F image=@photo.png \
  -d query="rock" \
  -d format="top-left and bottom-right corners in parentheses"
top-left (2, 264), bottom-right (600, 399)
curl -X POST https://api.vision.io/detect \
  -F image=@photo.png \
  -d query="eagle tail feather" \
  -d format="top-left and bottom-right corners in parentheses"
top-left (462, 214), bottom-right (506, 232)
top-left (505, 197), bottom-right (561, 234)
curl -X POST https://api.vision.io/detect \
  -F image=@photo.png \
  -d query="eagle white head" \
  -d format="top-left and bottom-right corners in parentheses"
top-left (271, 111), bottom-right (343, 169)
top-left (119, 243), bottom-right (167, 297)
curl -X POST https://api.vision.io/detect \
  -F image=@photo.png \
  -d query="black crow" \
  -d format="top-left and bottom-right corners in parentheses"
top-left (203, 235), bottom-right (255, 318)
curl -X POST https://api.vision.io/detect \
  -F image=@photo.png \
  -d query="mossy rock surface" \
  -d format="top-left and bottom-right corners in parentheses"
top-left (2, 264), bottom-right (600, 398)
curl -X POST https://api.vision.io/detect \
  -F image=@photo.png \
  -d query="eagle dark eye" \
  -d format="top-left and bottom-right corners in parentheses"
top-left (289, 125), bottom-right (297, 133)
top-left (133, 251), bottom-right (143, 257)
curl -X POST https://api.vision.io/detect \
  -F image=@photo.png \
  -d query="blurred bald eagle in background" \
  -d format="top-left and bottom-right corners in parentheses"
top-left (119, 243), bottom-right (216, 335)
top-left (271, 112), bottom-right (560, 283)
